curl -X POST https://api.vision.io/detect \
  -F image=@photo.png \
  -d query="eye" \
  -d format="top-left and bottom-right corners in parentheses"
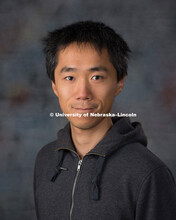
top-left (91, 75), bottom-right (103, 80)
top-left (64, 76), bottom-right (75, 81)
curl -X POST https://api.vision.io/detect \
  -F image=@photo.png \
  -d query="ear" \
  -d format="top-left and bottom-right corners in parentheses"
top-left (51, 81), bottom-right (59, 97)
top-left (114, 76), bottom-right (125, 96)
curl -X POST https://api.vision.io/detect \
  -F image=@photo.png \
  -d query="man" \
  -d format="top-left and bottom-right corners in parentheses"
top-left (34, 21), bottom-right (176, 220)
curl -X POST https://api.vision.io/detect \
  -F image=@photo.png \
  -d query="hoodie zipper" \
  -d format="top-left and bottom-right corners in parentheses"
top-left (69, 159), bottom-right (83, 220)
top-left (56, 148), bottom-right (105, 219)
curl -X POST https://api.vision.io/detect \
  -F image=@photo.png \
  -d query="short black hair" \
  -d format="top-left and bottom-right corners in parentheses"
top-left (42, 21), bottom-right (131, 82)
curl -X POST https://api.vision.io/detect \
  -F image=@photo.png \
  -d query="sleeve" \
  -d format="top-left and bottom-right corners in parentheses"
top-left (135, 166), bottom-right (176, 220)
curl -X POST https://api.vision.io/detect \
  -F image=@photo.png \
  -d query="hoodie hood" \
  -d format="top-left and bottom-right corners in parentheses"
top-left (52, 117), bottom-right (147, 200)
top-left (55, 117), bottom-right (147, 157)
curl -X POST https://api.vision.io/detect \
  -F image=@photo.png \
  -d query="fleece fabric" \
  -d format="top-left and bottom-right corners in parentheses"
top-left (34, 117), bottom-right (176, 220)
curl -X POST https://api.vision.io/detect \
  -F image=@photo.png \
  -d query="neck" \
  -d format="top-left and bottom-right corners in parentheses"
top-left (70, 118), bottom-right (113, 159)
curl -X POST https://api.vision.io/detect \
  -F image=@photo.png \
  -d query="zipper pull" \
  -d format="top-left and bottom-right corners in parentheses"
top-left (59, 167), bottom-right (68, 171)
top-left (77, 160), bottom-right (82, 171)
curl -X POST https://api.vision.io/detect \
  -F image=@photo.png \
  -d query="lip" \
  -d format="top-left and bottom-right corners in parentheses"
top-left (73, 107), bottom-right (95, 112)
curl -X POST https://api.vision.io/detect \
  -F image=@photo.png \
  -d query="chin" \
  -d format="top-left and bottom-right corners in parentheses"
top-left (68, 117), bottom-right (103, 130)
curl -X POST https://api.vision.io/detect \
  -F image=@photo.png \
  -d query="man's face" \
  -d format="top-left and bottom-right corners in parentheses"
top-left (52, 43), bottom-right (125, 130)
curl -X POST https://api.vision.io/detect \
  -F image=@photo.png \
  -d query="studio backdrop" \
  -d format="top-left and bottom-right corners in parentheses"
top-left (0, 0), bottom-right (176, 219)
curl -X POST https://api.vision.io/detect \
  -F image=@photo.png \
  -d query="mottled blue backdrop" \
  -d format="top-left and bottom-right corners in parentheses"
top-left (0, 0), bottom-right (176, 219)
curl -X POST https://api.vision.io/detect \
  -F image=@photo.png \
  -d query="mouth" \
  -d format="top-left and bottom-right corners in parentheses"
top-left (73, 107), bottom-right (95, 112)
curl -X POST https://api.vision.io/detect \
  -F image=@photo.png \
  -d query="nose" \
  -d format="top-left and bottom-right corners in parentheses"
top-left (74, 78), bottom-right (92, 100)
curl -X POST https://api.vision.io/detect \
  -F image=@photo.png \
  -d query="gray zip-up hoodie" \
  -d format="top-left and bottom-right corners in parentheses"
top-left (34, 117), bottom-right (176, 220)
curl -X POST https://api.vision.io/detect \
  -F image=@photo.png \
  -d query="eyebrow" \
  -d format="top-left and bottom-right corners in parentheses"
top-left (60, 67), bottom-right (77, 73)
top-left (60, 66), bottom-right (108, 74)
top-left (89, 66), bottom-right (108, 73)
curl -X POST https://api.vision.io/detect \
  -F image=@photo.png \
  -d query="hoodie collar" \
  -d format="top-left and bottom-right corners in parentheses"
top-left (55, 117), bottom-right (147, 157)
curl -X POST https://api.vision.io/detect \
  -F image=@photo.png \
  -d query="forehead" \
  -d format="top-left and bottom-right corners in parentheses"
top-left (54, 42), bottom-right (117, 79)
top-left (57, 42), bottom-right (110, 61)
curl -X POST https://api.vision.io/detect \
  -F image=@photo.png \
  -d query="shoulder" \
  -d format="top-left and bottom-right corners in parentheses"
top-left (120, 142), bottom-right (167, 170)
top-left (109, 143), bottom-right (176, 199)
top-left (34, 140), bottom-right (58, 168)
top-left (109, 142), bottom-right (174, 184)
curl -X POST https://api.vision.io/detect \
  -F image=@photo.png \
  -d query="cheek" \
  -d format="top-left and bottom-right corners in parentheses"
top-left (93, 86), bottom-right (116, 112)
top-left (56, 87), bottom-right (72, 110)
top-left (96, 85), bottom-right (116, 102)
top-left (103, 92), bottom-right (115, 109)
top-left (57, 85), bottom-right (71, 100)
